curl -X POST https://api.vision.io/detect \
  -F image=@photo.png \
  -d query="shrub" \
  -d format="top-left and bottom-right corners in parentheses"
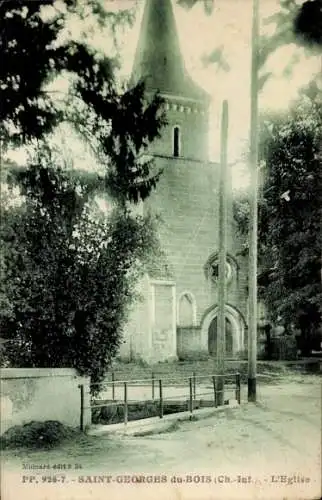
top-left (1, 157), bottom-right (163, 393)
top-left (271, 336), bottom-right (298, 361)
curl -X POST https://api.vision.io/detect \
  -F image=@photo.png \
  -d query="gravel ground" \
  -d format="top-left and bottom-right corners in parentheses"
top-left (1, 374), bottom-right (321, 500)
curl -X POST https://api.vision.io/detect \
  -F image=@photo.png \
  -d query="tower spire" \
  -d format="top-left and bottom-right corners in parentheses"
top-left (131, 0), bottom-right (209, 104)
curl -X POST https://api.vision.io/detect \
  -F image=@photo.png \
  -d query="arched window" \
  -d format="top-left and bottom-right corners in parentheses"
top-left (173, 126), bottom-right (181, 157)
top-left (177, 292), bottom-right (197, 326)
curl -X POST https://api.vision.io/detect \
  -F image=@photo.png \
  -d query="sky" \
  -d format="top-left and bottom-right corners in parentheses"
top-left (122, 0), bottom-right (319, 187)
top-left (6, 0), bottom-right (321, 190)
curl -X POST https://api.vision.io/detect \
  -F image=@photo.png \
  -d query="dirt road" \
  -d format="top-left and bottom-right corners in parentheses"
top-left (1, 375), bottom-right (321, 500)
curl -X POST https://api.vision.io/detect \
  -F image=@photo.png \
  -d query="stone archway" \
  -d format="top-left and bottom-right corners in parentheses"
top-left (201, 305), bottom-right (245, 356)
top-left (208, 316), bottom-right (234, 356)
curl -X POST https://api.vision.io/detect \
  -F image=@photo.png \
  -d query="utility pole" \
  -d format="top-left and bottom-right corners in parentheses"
top-left (248, 0), bottom-right (260, 402)
top-left (217, 99), bottom-right (229, 406)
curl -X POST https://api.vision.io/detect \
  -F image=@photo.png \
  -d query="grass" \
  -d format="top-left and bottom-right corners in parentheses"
top-left (106, 358), bottom-right (301, 386)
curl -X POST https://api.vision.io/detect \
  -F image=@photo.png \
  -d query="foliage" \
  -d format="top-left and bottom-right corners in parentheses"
top-left (258, 87), bottom-right (322, 350)
top-left (232, 193), bottom-right (250, 256)
top-left (270, 336), bottom-right (298, 361)
top-left (69, 80), bottom-right (166, 204)
top-left (293, 0), bottom-right (322, 48)
top-left (259, 0), bottom-right (321, 78)
top-left (255, 0), bottom-right (321, 92)
top-left (201, 46), bottom-right (230, 72)
top-left (0, 147), bottom-right (162, 389)
top-left (0, 0), bottom-right (137, 144)
top-left (176, 0), bottom-right (214, 15)
top-left (187, 0), bottom-right (321, 89)
top-left (0, 0), bottom-right (166, 204)
top-left (234, 85), bottom-right (322, 351)
top-left (261, 0), bottom-right (321, 59)
top-left (0, 0), bottom-right (169, 387)
top-left (177, 0), bottom-right (230, 73)
top-left (0, 420), bottom-right (78, 449)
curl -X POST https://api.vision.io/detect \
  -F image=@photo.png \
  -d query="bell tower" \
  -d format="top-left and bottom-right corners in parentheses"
top-left (131, 0), bottom-right (211, 161)
top-left (120, 0), bottom-right (248, 364)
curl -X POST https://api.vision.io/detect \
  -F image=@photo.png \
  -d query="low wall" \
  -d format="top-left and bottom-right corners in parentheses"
top-left (0, 368), bottom-right (91, 435)
top-left (177, 326), bottom-right (207, 360)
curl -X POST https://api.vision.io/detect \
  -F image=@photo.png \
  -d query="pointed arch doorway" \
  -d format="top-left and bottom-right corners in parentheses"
top-left (208, 316), bottom-right (233, 356)
top-left (201, 304), bottom-right (245, 357)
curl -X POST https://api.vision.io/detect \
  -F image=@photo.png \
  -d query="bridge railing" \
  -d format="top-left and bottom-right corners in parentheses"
top-left (79, 372), bottom-right (241, 430)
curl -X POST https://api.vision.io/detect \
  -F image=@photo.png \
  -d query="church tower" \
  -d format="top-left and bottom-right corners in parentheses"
top-left (120, 0), bottom-right (248, 363)
top-left (131, 0), bottom-right (210, 161)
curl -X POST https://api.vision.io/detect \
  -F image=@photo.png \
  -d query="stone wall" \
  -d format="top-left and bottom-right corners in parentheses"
top-left (118, 275), bottom-right (153, 363)
top-left (119, 277), bottom-right (177, 363)
top-left (145, 157), bottom-right (218, 323)
top-left (150, 104), bottom-right (209, 161)
top-left (151, 280), bottom-right (177, 362)
top-left (177, 326), bottom-right (207, 360)
top-left (119, 141), bottom-right (248, 363)
top-left (145, 156), bottom-right (248, 326)
top-left (0, 368), bottom-right (91, 435)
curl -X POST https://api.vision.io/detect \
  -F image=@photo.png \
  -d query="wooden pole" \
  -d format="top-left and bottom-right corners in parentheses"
top-left (112, 371), bottom-right (115, 401)
top-left (248, 0), bottom-right (260, 402)
top-left (212, 375), bottom-right (217, 407)
top-left (79, 384), bottom-right (84, 432)
top-left (124, 382), bottom-right (128, 425)
top-left (217, 99), bottom-right (229, 406)
top-left (193, 371), bottom-right (196, 400)
top-left (189, 377), bottom-right (193, 414)
top-left (235, 372), bottom-right (241, 405)
top-left (159, 379), bottom-right (163, 418)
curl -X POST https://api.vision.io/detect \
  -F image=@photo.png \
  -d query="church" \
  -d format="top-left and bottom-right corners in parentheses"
top-left (118, 0), bottom-right (248, 363)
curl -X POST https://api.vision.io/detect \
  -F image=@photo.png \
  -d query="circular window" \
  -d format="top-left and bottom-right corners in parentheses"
top-left (209, 261), bottom-right (232, 284)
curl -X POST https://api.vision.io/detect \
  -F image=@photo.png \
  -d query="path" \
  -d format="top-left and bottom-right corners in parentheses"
top-left (1, 375), bottom-right (321, 500)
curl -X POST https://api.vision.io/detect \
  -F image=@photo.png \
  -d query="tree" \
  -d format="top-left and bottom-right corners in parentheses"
top-left (0, 146), bottom-right (162, 389)
top-left (234, 86), bottom-right (322, 353)
top-left (0, 1), bottom-right (167, 385)
top-left (257, 85), bottom-right (322, 352)
top-left (233, 85), bottom-right (322, 353)
top-left (0, 0), bottom-right (133, 144)
top-left (293, 0), bottom-right (322, 48)
top-left (177, 0), bottom-right (214, 14)
top-left (1, 0), bottom-right (166, 202)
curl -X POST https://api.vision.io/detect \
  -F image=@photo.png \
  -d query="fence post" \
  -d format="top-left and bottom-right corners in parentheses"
top-left (159, 379), bottom-right (163, 418)
top-left (216, 376), bottom-right (224, 406)
top-left (124, 382), bottom-right (128, 426)
top-left (79, 384), bottom-right (84, 432)
top-left (152, 372), bottom-right (155, 401)
top-left (193, 371), bottom-right (196, 401)
top-left (212, 376), bottom-right (217, 408)
top-left (235, 373), bottom-right (241, 404)
top-left (112, 372), bottom-right (115, 401)
top-left (217, 375), bottom-right (225, 406)
top-left (189, 377), bottom-right (193, 414)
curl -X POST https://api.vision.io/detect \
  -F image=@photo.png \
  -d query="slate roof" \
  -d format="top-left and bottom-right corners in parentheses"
top-left (130, 0), bottom-right (210, 104)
